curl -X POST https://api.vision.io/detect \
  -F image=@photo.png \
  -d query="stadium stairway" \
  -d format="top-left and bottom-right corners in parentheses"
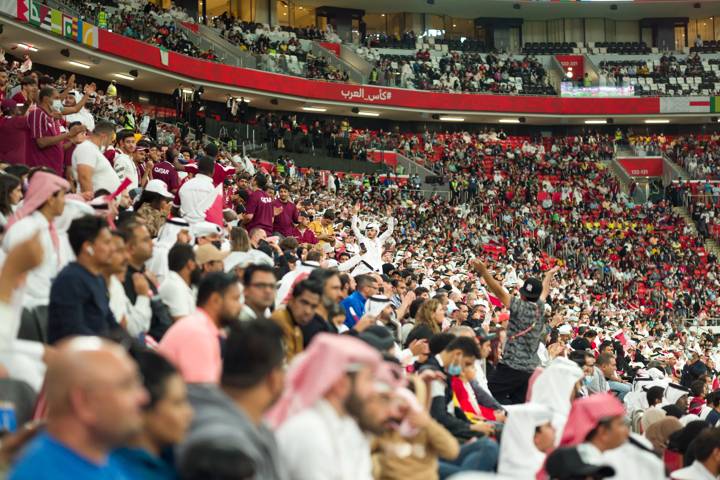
top-left (673, 205), bottom-right (720, 257)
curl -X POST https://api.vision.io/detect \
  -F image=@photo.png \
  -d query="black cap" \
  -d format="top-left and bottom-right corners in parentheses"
top-left (358, 325), bottom-right (395, 352)
top-left (519, 277), bottom-right (543, 301)
top-left (545, 447), bottom-right (615, 480)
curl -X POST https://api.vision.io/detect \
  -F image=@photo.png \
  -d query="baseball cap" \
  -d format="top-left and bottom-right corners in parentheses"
top-left (519, 277), bottom-right (543, 301)
top-left (545, 447), bottom-right (615, 480)
top-left (558, 324), bottom-right (573, 335)
top-left (144, 179), bottom-right (174, 199)
top-left (195, 244), bottom-right (229, 265)
top-left (191, 221), bottom-right (223, 239)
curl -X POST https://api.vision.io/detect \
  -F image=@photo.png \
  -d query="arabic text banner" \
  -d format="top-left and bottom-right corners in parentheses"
top-left (617, 157), bottom-right (664, 177)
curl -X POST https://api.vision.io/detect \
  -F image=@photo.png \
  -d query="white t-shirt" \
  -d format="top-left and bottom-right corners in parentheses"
top-left (72, 140), bottom-right (121, 193)
top-left (113, 152), bottom-right (139, 191)
top-left (158, 271), bottom-right (196, 319)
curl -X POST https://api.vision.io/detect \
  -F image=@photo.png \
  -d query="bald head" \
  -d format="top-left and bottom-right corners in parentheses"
top-left (45, 337), bottom-right (148, 448)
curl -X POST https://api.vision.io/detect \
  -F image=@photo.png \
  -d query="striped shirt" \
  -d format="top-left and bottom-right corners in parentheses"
top-left (27, 107), bottom-right (64, 175)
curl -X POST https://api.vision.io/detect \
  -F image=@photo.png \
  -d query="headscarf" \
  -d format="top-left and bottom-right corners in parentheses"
top-left (663, 383), bottom-right (691, 407)
top-left (365, 295), bottom-right (392, 318)
top-left (265, 333), bottom-right (382, 428)
top-left (498, 403), bottom-right (554, 478)
top-left (559, 393), bottom-right (625, 447)
top-left (644, 416), bottom-right (682, 455)
top-left (530, 357), bottom-right (584, 440)
top-left (640, 406), bottom-right (667, 433)
top-left (6, 172), bottom-right (69, 230)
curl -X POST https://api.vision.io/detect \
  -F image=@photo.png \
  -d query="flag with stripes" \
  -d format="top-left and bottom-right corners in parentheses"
top-left (659, 96), bottom-right (711, 113)
top-left (711, 97), bottom-right (720, 113)
top-left (39, 7), bottom-right (52, 31)
top-left (159, 47), bottom-right (169, 66)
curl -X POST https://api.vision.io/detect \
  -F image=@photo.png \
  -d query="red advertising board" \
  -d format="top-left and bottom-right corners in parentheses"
top-left (556, 55), bottom-right (584, 80)
top-left (617, 157), bottom-right (664, 177)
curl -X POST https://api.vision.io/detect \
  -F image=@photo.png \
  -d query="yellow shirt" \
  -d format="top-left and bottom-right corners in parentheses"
top-left (309, 220), bottom-right (335, 246)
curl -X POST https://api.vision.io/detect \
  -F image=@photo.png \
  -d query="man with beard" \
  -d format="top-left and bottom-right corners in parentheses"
top-left (158, 243), bottom-right (201, 322)
top-left (269, 334), bottom-right (383, 480)
top-left (270, 279), bottom-right (322, 364)
top-left (300, 268), bottom-right (344, 345)
top-left (178, 319), bottom-right (288, 480)
top-left (158, 272), bottom-right (243, 384)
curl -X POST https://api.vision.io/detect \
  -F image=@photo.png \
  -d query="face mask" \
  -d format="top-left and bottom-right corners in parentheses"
top-left (584, 376), bottom-right (593, 386)
top-left (448, 363), bottom-right (462, 377)
top-left (52, 99), bottom-right (64, 113)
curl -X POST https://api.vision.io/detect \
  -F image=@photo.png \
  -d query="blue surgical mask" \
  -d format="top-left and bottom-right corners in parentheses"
top-left (448, 364), bottom-right (462, 377)
top-left (584, 376), bottom-right (593, 386)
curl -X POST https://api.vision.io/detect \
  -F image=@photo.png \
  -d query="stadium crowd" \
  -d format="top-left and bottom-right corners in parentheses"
top-left (4, 50), bottom-right (720, 480)
top-left (364, 50), bottom-right (555, 95)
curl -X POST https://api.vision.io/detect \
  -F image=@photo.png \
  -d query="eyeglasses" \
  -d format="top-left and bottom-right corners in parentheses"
top-left (249, 283), bottom-right (277, 290)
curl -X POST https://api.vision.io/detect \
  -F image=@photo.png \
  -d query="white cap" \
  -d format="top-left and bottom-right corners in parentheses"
top-left (558, 324), bottom-right (573, 335)
top-left (145, 179), bottom-right (174, 199)
top-left (191, 221), bottom-right (223, 238)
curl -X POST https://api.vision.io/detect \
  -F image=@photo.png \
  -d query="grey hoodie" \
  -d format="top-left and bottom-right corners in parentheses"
top-left (177, 384), bottom-right (288, 480)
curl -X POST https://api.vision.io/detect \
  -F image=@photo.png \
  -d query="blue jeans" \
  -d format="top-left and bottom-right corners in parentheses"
top-left (609, 380), bottom-right (631, 401)
top-left (438, 437), bottom-right (499, 479)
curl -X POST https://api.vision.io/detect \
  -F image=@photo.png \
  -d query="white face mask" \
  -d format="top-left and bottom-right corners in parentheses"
top-left (52, 99), bottom-right (64, 113)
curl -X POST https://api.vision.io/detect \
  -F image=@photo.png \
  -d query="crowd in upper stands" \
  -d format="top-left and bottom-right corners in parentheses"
top-left (598, 53), bottom-right (720, 96)
top-left (363, 49), bottom-right (554, 94)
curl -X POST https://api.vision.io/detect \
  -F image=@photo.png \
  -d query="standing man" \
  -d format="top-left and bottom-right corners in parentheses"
top-left (471, 259), bottom-right (560, 404)
top-left (243, 173), bottom-right (274, 236)
top-left (152, 148), bottom-right (180, 194)
top-left (113, 129), bottom-right (139, 190)
top-left (178, 156), bottom-right (217, 225)
top-left (272, 184), bottom-right (299, 238)
top-left (8, 338), bottom-right (148, 479)
top-left (72, 121), bottom-right (119, 198)
top-left (27, 87), bottom-right (86, 176)
top-left (2, 172), bottom-right (69, 343)
top-left (172, 84), bottom-right (184, 119)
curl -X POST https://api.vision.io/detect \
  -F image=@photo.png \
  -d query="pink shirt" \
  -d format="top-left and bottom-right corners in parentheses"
top-left (157, 308), bottom-right (221, 384)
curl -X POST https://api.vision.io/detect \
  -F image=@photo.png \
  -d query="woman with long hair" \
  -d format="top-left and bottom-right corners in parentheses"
top-left (0, 174), bottom-right (22, 227)
top-left (230, 226), bottom-right (251, 252)
top-left (414, 298), bottom-right (444, 334)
